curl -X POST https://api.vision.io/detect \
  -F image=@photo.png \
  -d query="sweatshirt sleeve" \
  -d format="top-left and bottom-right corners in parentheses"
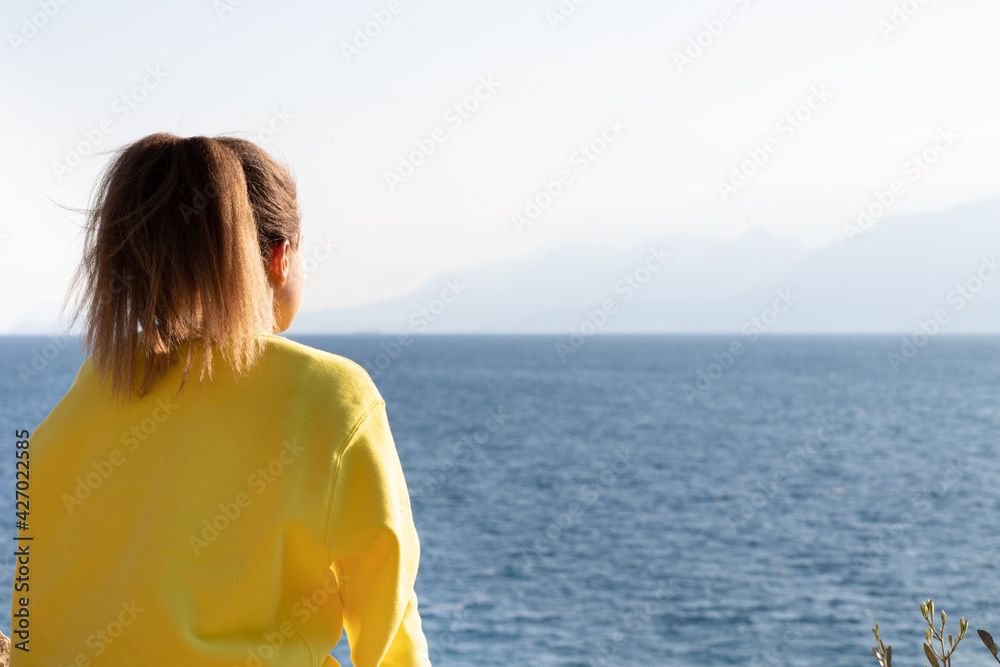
top-left (326, 401), bottom-right (431, 666)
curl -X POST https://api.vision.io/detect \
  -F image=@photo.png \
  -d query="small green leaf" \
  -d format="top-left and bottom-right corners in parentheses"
top-left (978, 629), bottom-right (998, 656)
top-left (976, 630), bottom-right (997, 658)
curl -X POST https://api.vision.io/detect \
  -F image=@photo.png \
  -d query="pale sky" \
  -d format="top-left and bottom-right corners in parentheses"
top-left (2, 0), bottom-right (999, 332)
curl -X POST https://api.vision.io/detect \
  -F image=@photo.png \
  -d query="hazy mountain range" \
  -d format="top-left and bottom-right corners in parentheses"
top-left (290, 196), bottom-right (1000, 335)
top-left (11, 196), bottom-right (1000, 335)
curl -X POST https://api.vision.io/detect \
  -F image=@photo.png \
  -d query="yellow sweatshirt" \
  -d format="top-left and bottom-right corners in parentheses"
top-left (11, 333), bottom-right (431, 666)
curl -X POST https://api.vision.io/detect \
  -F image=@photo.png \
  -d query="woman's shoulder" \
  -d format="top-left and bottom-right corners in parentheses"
top-left (257, 334), bottom-right (383, 406)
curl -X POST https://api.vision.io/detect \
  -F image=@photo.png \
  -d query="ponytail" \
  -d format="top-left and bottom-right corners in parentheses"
top-left (69, 133), bottom-right (300, 400)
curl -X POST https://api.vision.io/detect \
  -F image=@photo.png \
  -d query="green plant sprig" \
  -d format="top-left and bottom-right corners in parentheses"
top-left (920, 599), bottom-right (968, 666)
top-left (870, 599), bottom-right (968, 667)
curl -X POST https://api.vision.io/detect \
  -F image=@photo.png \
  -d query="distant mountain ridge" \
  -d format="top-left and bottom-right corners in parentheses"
top-left (290, 196), bottom-right (1000, 335)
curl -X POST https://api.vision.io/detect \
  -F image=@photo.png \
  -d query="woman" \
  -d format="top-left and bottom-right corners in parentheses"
top-left (11, 134), bottom-right (431, 666)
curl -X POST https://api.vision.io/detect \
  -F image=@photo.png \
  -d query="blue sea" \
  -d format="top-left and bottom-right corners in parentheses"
top-left (4, 335), bottom-right (1000, 666)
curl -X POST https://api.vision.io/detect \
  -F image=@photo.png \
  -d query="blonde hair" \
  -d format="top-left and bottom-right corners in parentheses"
top-left (68, 133), bottom-right (300, 400)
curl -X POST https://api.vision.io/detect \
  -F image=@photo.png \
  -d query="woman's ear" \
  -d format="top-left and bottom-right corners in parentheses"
top-left (267, 240), bottom-right (291, 288)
